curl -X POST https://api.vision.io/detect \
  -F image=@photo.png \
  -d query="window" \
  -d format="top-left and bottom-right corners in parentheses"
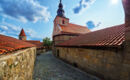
top-left (62, 20), bottom-right (65, 24)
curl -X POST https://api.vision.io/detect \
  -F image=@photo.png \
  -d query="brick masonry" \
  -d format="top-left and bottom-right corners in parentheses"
top-left (53, 35), bottom-right (77, 45)
top-left (0, 47), bottom-right (36, 80)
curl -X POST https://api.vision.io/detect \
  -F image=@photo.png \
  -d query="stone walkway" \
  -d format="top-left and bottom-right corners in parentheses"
top-left (33, 51), bottom-right (100, 80)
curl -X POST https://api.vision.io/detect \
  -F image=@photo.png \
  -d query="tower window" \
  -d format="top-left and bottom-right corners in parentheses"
top-left (62, 20), bottom-right (65, 24)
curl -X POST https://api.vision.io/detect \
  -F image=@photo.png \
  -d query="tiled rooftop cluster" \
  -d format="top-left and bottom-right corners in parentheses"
top-left (0, 35), bottom-right (35, 54)
top-left (25, 41), bottom-right (43, 49)
top-left (57, 24), bottom-right (125, 47)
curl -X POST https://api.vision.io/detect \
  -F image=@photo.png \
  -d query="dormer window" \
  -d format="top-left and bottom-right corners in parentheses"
top-left (62, 20), bottom-right (65, 24)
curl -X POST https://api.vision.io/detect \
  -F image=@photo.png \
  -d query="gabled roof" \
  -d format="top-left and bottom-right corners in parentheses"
top-left (57, 24), bottom-right (125, 47)
top-left (19, 28), bottom-right (26, 36)
top-left (53, 23), bottom-right (90, 36)
top-left (25, 40), bottom-right (43, 49)
top-left (0, 34), bottom-right (35, 54)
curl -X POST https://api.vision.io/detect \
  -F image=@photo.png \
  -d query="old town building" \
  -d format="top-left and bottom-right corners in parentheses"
top-left (53, 0), bottom-right (90, 45)
top-left (53, 0), bottom-right (130, 80)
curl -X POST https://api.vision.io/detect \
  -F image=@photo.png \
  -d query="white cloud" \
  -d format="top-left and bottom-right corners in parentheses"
top-left (91, 24), bottom-right (109, 31)
top-left (0, 21), bottom-right (43, 40)
top-left (0, 25), bottom-right (8, 30)
top-left (73, 0), bottom-right (96, 14)
top-left (0, 31), bottom-right (5, 35)
top-left (111, 0), bottom-right (119, 4)
top-left (0, 0), bottom-right (51, 23)
top-left (86, 21), bottom-right (101, 29)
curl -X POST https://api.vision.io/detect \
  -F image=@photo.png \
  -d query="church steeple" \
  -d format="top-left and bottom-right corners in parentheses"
top-left (54, 0), bottom-right (69, 26)
top-left (57, 0), bottom-right (65, 17)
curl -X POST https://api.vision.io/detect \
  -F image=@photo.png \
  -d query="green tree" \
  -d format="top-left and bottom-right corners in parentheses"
top-left (43, 37), bottom-right (52, 47)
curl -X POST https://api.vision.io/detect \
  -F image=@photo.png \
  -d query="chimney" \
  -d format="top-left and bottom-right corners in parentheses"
top-left (122, 0), bottom-right (130, 41)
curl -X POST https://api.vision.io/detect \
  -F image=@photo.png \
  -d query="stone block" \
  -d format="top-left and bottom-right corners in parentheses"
top-left (0, 47), bottom-right (36, 80)
top-left (56, 47), bottom-right (128, 80)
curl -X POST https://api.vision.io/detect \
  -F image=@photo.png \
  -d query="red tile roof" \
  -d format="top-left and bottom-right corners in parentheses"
top-left (0, 34), bottom-right (35, 55)
top-left (60, 23), bottom-right (90, 34)
top-left (25, 40), bottom-right (43, 49)
top-left (57, 24), bottom-right (125, 47)
top-left (19, 28), bottom-right (26, 36)
top-left (53, 23), bottom-right (90, 36)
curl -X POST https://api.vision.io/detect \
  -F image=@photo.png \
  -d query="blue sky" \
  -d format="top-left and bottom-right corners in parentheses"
top-left (0, 0), bottom-right (124, 41)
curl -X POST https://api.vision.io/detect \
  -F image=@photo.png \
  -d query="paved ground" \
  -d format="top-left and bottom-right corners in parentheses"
top-left (33, 51), bottom-right (100, 80)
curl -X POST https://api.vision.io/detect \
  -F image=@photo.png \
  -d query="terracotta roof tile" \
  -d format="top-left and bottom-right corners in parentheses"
top-left (57, 24), bottom-right (125, 47)
top-left (19, 28), bottom-right (26, 36)
top-left (59, 23), bottom-right (90, 34)
top-left (0, 34), bottom-right (35, 54)
top-left (53, 23), bottom-right (90, 36)
top-left (25, 40), bottom-right (43, 49)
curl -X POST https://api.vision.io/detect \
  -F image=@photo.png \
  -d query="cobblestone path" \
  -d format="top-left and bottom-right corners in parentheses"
top-left (33, 51), bottom-right (100, 80)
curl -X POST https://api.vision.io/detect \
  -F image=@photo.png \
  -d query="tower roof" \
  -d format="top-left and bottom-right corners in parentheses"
top-left (57, 0), bottom-right (65, 17)
top-left (19, 28), bottom-right (26, 36)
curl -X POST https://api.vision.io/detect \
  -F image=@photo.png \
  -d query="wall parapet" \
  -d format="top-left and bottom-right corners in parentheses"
top-left (0, 47), bottom-right (36, 80)
top-left (55, 47), bottom-right (130, 80)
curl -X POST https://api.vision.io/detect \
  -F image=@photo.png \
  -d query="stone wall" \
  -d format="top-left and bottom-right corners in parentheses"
top-left (37, 49), bottom-right (46, 55)
top-left (53, 35), bottom-right (78, 45)
top-left (0, 47), bottom-right (36, 80)
top-left (55, 47), bottom-right (130, 80)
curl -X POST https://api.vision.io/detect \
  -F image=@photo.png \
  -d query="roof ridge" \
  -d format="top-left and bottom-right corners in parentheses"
top-left (69, 23), bottom-right (87, 28)
top-left (85, 24), bottom-right (125, 35)
top-left (27, 40), bottom-right (41, 42)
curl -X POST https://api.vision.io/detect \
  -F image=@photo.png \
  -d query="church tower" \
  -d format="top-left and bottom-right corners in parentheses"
top-left (54, 0), bottom-right (69, 26)
top-left (52, 0), bottom-right (90, 56)
top-left (19, 28), bottom-right (27, 40)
